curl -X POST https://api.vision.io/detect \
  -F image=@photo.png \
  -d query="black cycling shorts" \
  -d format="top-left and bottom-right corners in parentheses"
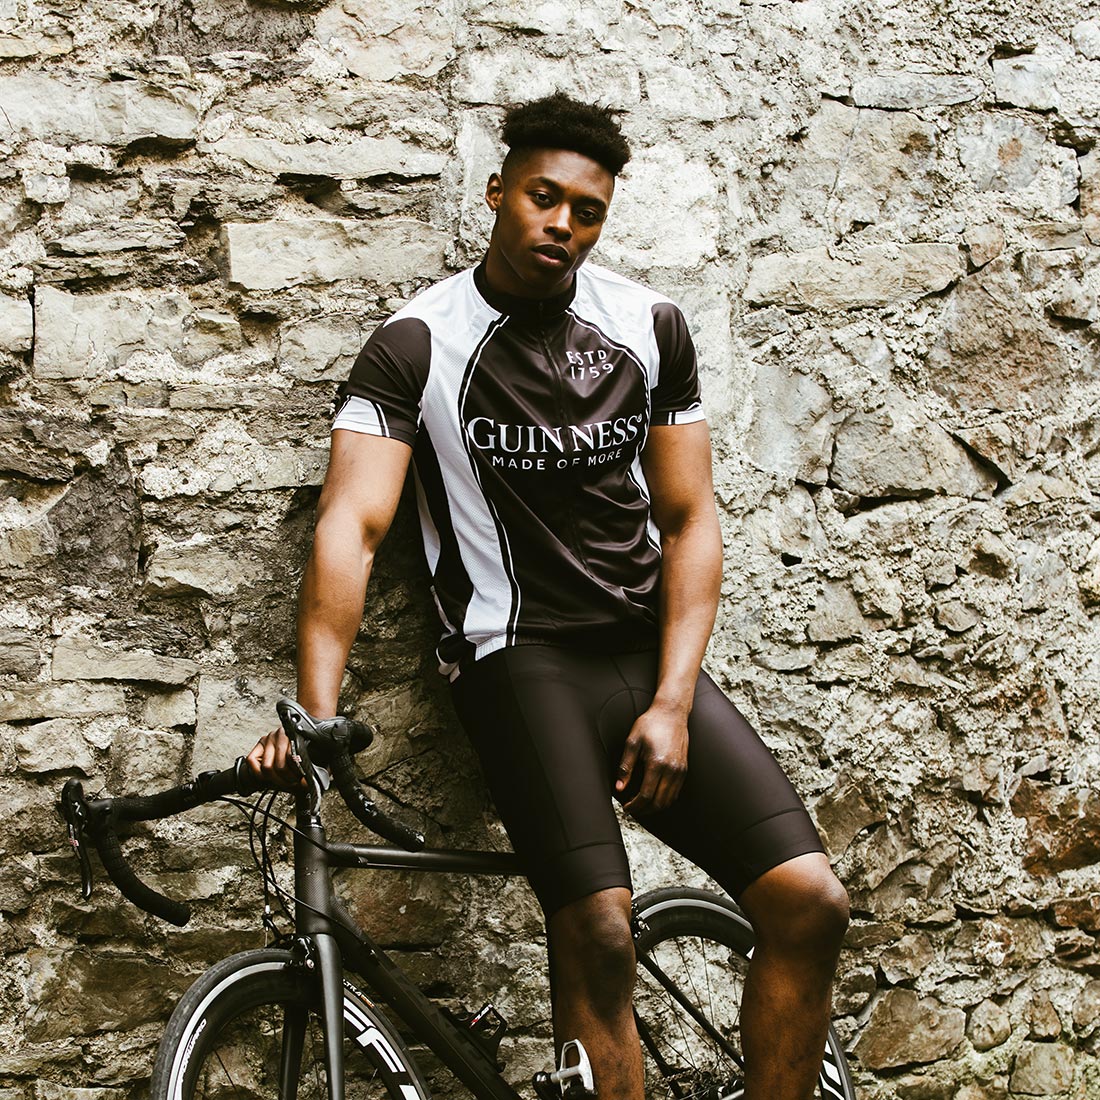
top-left (450, 645), bottom-right (825, 917)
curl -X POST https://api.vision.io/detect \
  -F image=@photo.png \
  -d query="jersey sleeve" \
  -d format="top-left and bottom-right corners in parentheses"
top-left (332, 316), bottom-right (432, 446)
top-left (649, 301), bottom-right (705, 426)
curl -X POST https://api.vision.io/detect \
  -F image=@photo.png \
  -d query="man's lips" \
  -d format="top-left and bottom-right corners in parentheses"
top-left (533, 244), bottom-right (570, 265)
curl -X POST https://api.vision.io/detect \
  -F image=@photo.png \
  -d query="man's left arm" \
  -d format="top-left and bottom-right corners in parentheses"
top-left (616, 420), bottom-right (723, 814)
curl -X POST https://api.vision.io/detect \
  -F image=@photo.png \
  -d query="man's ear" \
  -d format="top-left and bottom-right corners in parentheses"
top-left (485, 172), bottom-right (504, 212)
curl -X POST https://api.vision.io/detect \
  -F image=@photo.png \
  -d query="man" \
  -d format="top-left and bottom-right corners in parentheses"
top-left (249, 93), bottom-right (849, 1100)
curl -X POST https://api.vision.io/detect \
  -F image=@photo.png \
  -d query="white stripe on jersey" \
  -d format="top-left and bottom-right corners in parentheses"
top-left (333, 395), bottom-right (391, 437)
top-left (413, 282), bottom-right (517, 656)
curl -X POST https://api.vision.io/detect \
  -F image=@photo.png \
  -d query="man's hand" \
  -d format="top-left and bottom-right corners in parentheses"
top-left (246, 728), bottom-right (305, 790)
top-left (615, 701), bottom-right (689, 815)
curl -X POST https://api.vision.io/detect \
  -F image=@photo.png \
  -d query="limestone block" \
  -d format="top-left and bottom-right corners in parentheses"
top-left (879, 933), bottom-right (936, 984)
top-left (851, 71), bottom-right (983, 109)
top-left (108, 727), bottom-right (184, 790)
top-left (745, 364), bottom-right (834, 483)
top-left (142, 690), bottom-right (197, 729)
top-left (934, 599), bottom-right (979, 633)
top-left (278, 314), bottom-right (365, 382)
top-left (993, 58), bottom-right (1061, 111)
top-left (1010, 780), bottom-right (1100, 874)
top-left (195, 675), bottom-right (288, 765)
top-left (1028, 993), bottom-right (1062, 1039)
top-left (812, 644), bottom-right (873, 684)
top-left (643, 60), bottom-right (734, 121)
top-left (14, 718), bottom-right (96, 774)
top-left (1056, 57), bottom-right (1100, 142)
top-left (314, 0), bottom-right (455, 81)
top-left (1047, 277), bottom-right (1098, 323)
top-left (52, 636), bottom-right (198, 685)
top-left (33, 286), bottom-right (191, 380)
top-left (48, 221), bottom-right (185, 256)
top-left (1074, 980), bottom-right (1100, 1032)
top-left (0, 292), bottom-right (32, 351)
top-left (833, 966), bottom-right (877, 1016)
top-left (964, 223), bottom-right (1004, 269)
top-left (453, 47), bottom-right (640, 108)
top-left (1074, 20), bottom-right (1100, 59)
top-left (854, 988), bottom-right (966, 1069)
top-left (139, 433), bottom-right (327, 497)
top-left (766, 101), bottom-right (942, 238)
top-left (926, 261), bottom-right (1070, 413)
top-left (1017, 544), bottom-right (1074, 613)
top-left (813, 779), bottom-right (886, 853)
top-left (968, 999), bottom-right (1011, 1051)
top-left (0, 74), bottom-right (201, 147)
top-left (23, 949), bottom-right (187, 1042)
top-left (1054, 895), bottom-right (1100, 931)
top-left (58, 178), bottom-right (141, 231)
top-left (0, 629), bottom-right (40, 676)
top-left (205, 136), bottom-right (445, 180)
top-left (595, 145), bottom-right (719, 270)
top-left (830, 395), bottom-right (998, 500)
top-left (958, 115), bottom-right (1077, 205)
top-left (1078, 539), bottom-right (1100, 606)
top-left (807, 582), bottom-right (865, 643)
top-left (1009, 1042), bottom-right (1075, 1094)
top-left (0, 682), bottom-right (125, 721)
top-left (22, 169), bottom-right (68, 204)
top-left (465, 0), bottom-right (619, 35)
top-left (145, 535), bottom-right (263, 597)
top-left (224, 218), bottom-right (448, 290)
top-left (744, 244), bottom-right (961, 311)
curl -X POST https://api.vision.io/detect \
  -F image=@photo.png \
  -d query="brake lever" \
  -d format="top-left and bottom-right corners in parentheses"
top-left (59, 778), bottom-right (94, 899)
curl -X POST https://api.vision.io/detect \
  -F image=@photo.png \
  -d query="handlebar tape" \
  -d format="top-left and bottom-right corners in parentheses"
top-left (87, 762), bottom-right (256, 926)
top-left (329, 748), bottom-right (425, 851)
top-left (98, 821), bottom-right (191, 926)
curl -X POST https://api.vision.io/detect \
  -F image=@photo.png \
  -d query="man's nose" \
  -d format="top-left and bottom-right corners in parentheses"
top-left (545, 205), bottom-right (572, 239)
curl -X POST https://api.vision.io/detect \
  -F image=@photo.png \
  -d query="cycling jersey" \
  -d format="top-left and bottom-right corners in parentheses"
top-left (333, 260), bottom-right (705, 673)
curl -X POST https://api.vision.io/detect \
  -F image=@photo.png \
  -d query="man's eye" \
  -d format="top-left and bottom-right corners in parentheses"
top-left (531, 192), bottom-right (552, 205)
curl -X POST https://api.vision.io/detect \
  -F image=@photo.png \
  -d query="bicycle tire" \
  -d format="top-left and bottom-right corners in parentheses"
top-left (150, 949), bottom-right (431, 1100)
top-left (632, 887), bottom-right (855, 1100)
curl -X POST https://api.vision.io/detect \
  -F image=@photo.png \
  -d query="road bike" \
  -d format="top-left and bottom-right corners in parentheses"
top-left (59, 698), bottom-right (856, 1100)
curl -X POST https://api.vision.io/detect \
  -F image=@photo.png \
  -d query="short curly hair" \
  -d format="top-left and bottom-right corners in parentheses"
top-left (501, 92), bottom-right (631, 177)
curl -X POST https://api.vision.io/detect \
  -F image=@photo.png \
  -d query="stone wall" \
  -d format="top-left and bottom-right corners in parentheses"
top-left (1, 1), bottom-right (1098, 1098)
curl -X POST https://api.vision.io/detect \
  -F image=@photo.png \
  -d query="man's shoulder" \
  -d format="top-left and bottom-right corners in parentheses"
top-left (383, 267), bottom-right (479, 327)
top-left (576, 262), bottom-right (678, 313)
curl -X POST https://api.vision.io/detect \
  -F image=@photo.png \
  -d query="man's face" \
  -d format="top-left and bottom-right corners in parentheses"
top-left (483, 147), bottom-right (615, 299)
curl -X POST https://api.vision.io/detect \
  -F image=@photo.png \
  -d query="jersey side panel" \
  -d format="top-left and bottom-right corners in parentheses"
top-left (413, 276), bottom-right (519, 665)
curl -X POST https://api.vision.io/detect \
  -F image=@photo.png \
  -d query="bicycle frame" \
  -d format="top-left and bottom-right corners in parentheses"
top-left (288, 791), bottom-right (528, 1100)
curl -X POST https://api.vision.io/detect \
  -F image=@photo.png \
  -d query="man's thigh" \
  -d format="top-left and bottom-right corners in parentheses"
top-left (450, 645), bottom-right (633, 917)
top-left (600, 652), bottom-right (826, 900)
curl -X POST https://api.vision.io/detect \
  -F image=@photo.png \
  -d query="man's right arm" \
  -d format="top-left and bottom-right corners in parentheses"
top-left (246, 429), bottom-right (413, 785)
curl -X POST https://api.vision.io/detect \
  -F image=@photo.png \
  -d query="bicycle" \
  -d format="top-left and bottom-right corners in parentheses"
top-left (58, 698), bottom-right (856, 1100)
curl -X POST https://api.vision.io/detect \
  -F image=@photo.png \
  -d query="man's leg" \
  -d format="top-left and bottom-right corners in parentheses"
top-left (547, 887), bottom-right (643, 1100)
top-left (737, 852), bottom-right (849, 1100)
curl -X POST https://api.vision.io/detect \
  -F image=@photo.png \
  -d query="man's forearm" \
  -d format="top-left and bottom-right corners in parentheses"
top-left (295, 514), bottom-right (375, 718)
top-left (653, 512), bottom-right (722, 714)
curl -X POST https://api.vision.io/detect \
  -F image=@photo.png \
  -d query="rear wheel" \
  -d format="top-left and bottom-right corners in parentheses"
top-left (632, 888), bottom-right (855, 1100)
top-left (150, 949), bottom-right (430, 1100)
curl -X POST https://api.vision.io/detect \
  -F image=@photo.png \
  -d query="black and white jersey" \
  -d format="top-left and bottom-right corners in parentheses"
top-left (333, 260), bottom-right (705, 675)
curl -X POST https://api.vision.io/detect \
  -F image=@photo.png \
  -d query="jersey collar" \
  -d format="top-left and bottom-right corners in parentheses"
top-left (473, 259), bottom-right (577, 322)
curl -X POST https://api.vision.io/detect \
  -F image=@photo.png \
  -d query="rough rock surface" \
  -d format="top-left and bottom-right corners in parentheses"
top-left (1, 3), bottom-right (1098, 1100)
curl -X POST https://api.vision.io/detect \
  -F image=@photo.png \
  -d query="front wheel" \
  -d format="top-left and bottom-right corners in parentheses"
top-left (150, 948), bottom-right (431, 1100)
top-left (632, 887), bottom-right (855, 1100)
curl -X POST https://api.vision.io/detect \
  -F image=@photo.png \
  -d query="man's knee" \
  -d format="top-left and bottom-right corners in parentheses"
top-left (742, 854), bottom-right (850, 958)
top-left (549, 888), bottom-right (636, 1002)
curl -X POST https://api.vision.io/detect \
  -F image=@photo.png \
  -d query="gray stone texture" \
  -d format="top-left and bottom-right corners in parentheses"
top-left (3, 1), bottom-right (1099, 1099)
